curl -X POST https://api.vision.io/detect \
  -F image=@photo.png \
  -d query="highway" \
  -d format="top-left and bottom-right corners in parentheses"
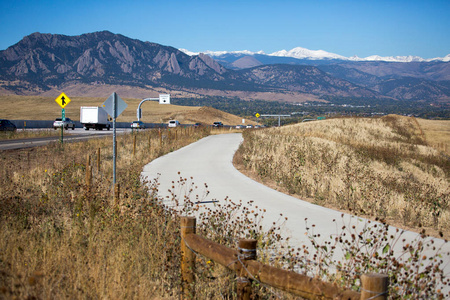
top-left (0, 128), bottom-right (129, 150)
top-left (142, 133), bottom-right (450, 291)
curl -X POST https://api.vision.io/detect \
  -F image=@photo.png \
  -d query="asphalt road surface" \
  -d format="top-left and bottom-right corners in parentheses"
top-left (142, 133), bottom-right (450, 289)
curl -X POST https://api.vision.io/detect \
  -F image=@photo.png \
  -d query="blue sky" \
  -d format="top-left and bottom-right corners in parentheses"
top-left (1, 0), bottom-right (449, 58)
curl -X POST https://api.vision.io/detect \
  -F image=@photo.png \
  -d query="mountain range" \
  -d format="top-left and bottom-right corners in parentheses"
top-left (181, 48), bottom-right (450, 63)
top-left (0, 31), bottom-right (449, 104)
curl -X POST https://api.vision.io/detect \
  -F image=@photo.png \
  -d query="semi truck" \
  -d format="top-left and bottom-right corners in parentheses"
top-left (80, 106), bottom-right (111, 130)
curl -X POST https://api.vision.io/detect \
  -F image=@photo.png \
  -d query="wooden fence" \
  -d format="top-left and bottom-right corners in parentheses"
top-left (180, 216), bottom-right (388, 300)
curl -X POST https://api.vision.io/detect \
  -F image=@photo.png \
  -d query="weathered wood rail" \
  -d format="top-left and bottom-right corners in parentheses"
top-left (180, 216), bottom-right (388, 300)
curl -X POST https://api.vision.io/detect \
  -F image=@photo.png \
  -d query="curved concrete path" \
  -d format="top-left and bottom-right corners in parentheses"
top-left (142, 133), bottom-right (450, 288)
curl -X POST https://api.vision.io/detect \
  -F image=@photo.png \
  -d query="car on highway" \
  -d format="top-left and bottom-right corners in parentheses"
top-left (168, 120), bottom-right (180, 128)
top-left (0, 119), bottom-right (17, 131)
top-left (235, 125), bottom-right (245, 129)
top-left (131, 120), bottom-right (145, 129)
top-left (53, 118), bottom-right (75, 130)
top-left (213, 121), bottom-right (223, 128)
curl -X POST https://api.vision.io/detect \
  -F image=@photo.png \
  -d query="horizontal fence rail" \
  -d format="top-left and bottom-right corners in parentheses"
top-left (180, 216), bottom-right (388, 300)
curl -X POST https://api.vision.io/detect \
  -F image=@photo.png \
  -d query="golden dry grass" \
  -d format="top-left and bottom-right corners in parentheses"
top-left (0, 129), bottom-right (61, 140)
top-left (235, 115), bottom-right (450, 239)
top-left (416, 118), bottom-right (450, 155)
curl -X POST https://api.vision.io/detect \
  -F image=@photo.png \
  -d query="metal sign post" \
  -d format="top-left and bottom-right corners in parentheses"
top-left (113, 93), bottom-right (117, 184)
top-left (61, 108), bottom-right (65, 143)
top-left (55, 92), bottom-right (71, 144)
top-left (136, 94), bottom-right (171, 121)
top-left (102, 92), bottom-right (127, 184)
top-left (259, 114), bottom-right (291, 127)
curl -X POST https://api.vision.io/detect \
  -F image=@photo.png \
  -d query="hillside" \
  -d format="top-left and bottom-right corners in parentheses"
top-left (234, 115), bottom-right (450, 239)
top-left (0, 95), bottom-right (256, 126)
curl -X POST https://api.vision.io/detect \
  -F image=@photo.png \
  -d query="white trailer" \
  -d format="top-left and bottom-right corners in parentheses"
top-left (80, 106), bottom-right (111, 130)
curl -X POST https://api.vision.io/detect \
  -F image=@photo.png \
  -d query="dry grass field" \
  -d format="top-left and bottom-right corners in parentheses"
top-left (1, 114), bottom-right (449, 298)
top-left (235, 115), bottom-right (450, 239)
top-left (416, 118), bottom-right (450, 155)
top-left (0, 95), bottom-right (254, 126)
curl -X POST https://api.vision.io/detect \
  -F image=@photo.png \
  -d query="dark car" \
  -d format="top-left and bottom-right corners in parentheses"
top-left (213, 121), bottom-right (223, 128)
top-left (131, 120), bottom-right (145, 129)
top-left (0, 119), bottom-right (17, 131)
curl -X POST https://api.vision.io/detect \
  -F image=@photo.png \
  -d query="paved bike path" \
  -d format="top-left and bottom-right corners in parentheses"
top-left (142, 133), bottom-right (450, 281)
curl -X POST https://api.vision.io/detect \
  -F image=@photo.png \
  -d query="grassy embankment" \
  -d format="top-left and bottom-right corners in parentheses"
top-left (0, 129), bottom-right (61, 140)
top-left (234, 115), bottom-right (450, 239)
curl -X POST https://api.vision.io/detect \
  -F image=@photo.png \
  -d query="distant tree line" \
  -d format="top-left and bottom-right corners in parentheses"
top-left (172, 96), bottom-right (449, 121)
top-left (173, 97), bottom-right (295, 116)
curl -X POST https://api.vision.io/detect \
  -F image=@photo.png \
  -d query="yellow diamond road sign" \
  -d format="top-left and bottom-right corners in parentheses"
top-left (255, 113), bottom-right (260, 118)
top-left (55, 92), bottom-right (71, 108)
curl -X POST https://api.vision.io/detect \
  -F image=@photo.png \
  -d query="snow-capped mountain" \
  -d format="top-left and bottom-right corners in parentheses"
top-left (432, 54), bottom-right (450, 62)
top-left (180, 47), bottom-right (449, 63)
top-left (349, 55), bottom-right (427, 62)
top-left (269, 47), bottom-right (347, 60)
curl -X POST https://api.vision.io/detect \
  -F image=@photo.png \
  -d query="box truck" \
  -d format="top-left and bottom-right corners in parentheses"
top-left (80, 107), bottom-right (111, 130)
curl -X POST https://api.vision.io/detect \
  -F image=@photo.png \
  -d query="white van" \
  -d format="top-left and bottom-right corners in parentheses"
top-left (168, 120), bottom-right (180, 128)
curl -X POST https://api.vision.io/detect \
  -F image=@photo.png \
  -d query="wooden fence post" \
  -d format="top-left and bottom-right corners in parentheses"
top-left (97, 148), bottom-right (101, 172)
top-left (133, 134), bottom-right (137, 156)
top-left (85, 165), bottom-right (92, 192)
top-left (237, 239), bottom-right (257, 300)
top-left (114, 183), bottom-right (120, 206)
top-left (361, 273), bottom-right (388, 300)
top-left (85, 154), bottom-right (92, 192)
top-left (181, 216), bottom-right (196, 299)
top-left (159, 129), bottom-right (162, 146)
